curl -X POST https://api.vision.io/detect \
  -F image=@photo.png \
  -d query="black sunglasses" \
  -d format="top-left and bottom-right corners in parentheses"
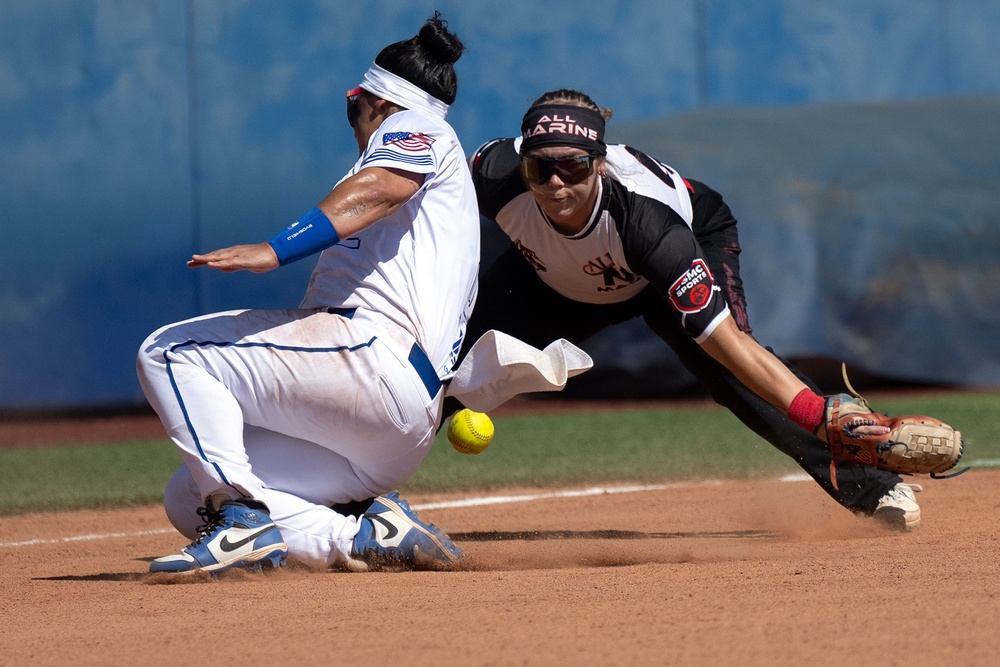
top-left (520, 153), bottom-right (599, 186)
top-left (346, 87), bottom-right (362, 128)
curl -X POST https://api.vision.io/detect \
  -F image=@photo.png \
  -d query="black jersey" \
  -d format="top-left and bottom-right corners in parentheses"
top-left (470, 138), bottom-right (730, 342)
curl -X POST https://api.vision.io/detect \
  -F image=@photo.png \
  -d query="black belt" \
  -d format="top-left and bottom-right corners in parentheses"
top-left (327, 307), bottom-right (440, 398)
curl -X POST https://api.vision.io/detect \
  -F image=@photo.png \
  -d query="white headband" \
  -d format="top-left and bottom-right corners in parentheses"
top-left (359, 63), bottom-right (450, 119)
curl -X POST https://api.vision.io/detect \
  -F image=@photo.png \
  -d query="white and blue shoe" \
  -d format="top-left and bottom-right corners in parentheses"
top-left (150, 500), bottom-right (288, 576)
top-left (347, 492), bottom-right (462, 572)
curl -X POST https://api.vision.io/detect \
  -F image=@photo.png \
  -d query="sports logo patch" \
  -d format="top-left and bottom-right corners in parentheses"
top-left (668, 259), bottom-right (715, 313)
top-left (381, 131), bottom-right (435, 151)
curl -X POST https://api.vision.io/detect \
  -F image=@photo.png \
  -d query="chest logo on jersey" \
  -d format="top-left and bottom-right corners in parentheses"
top-left (381, 131), bottom-right (435, 151)
top-left (516, 241), bottom-right (547, 272)
top-left (669, 259), bottom-right (715, 313)
top-left (583, 253), bottom-right (639, 292)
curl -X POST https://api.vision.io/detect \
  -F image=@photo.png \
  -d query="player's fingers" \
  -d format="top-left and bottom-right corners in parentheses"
top-left (188, 244), bottom-right (278, 272)
top-left (852, 424), bottom-right (891, 436)
top-left (189, 250), bottom-right (229, 265)
top-left (205, 258), bottom-right (246, 270)
top-left (205, 256), bottom-right (270, 272)
top-left (189, 247), bottom-right (244, 266)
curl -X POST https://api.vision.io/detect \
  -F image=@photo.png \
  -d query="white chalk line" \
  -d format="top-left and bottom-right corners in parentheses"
top-left (0, 482), bottom-right (707, 550)
top-left (1, 528), bottom-right (176, 549)
top-left (3, 458), bottom-right (996, 550)
top-left (412, 481), bottom-right (715, 511)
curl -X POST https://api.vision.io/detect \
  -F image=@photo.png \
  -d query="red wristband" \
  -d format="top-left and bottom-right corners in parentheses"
top-left (788, 388), bottom-right (826, 432)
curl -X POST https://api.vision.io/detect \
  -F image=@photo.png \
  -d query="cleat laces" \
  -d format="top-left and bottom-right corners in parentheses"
top-left (187, 504), bottom-right (225, 547)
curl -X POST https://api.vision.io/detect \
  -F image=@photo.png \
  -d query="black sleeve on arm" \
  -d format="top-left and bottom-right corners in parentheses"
top-left (470, 138), bottom-right (527, 220)
top-left (617, 192), bottom-right (700, 296)
top-left (617, 190), bottom-right (729, 339)
top-left (686, 178), bottom-right (736, 238)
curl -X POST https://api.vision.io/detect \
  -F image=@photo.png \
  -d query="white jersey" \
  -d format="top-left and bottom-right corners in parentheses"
top-left (493, 144), bottom-right (697, 305)
top-left (300, 110), bottom-right (480, 377)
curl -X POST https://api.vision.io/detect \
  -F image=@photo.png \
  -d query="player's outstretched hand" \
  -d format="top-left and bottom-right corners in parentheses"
top-left (819, 391), bottom-right (963, 476)
top-left (187, 242), bottom-right (280, 273)
top-left (817, 365), bottom-right (964, 477)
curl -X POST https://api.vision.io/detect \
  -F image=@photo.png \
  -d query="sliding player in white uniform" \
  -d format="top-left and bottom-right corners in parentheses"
top-left (136, 14), bottom-right (477, 575)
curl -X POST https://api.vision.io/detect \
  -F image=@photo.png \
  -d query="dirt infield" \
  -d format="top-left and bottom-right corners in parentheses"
top-left (2, 468), bottom-right (998, 666)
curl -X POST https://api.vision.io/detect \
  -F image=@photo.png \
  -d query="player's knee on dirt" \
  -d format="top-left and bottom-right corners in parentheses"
top-left (162, 465), bottom-right (203, 541)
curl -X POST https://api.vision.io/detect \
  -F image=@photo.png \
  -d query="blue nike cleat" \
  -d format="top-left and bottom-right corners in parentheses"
top-left (150, 500), bottom-right (288, 576)
top-left (347, 491), bottom-right (462, 572)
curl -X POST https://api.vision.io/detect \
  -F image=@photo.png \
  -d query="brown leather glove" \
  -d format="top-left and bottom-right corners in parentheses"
top-left (817, 391), bottom-right (964, 476)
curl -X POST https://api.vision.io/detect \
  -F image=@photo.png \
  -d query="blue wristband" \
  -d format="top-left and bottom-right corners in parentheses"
top-left (267, 207), bottom-right (341, 265)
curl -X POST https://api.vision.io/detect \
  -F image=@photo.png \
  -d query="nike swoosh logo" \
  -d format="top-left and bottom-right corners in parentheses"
top-left (369, 514), bottom-right (398, 541)
top-left (219, 526), bottom-right (275, 552)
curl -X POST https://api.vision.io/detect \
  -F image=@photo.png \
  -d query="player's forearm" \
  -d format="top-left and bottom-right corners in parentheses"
top-left (266, 167), bottom-right (424, 266)
top-left (700, 317), bottom-right (808, 414)
top-left (319, 167), bottom-right (423, 238)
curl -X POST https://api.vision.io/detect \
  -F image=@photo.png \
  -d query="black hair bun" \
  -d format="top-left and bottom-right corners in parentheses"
top-left (418, 12), bottom-right (464, 64)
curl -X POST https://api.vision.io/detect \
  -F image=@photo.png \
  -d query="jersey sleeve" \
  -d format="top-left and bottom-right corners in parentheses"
top-left (619, 193), bottom-right (730, 342)
top-left (359, 112), bottom-right (440, 175)
top-left (687, 178), bottom-right (733, 235)
top-left (469, 138), bottom-right (528, 220)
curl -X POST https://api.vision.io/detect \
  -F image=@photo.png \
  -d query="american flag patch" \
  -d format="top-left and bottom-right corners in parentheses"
top-left (381, 131), bottom-right (435, 152)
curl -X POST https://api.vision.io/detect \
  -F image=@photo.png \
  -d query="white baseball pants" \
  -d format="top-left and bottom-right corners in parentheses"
top-left (136, 306), bottom-right (442, 567)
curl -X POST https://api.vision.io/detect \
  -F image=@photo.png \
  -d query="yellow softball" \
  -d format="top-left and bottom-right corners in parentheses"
top-left (447, 409), bottom-right (494, 455)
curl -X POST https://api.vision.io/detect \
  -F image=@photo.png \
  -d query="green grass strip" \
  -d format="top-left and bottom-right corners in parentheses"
top-left (0, 441), bottom-right (182, 515)
top-left (409, 391), bottom-right (1000, 492)
top-left (408, 406), bottom-right (795, 492)
top-left (1, 391), bottom-right (997, 516)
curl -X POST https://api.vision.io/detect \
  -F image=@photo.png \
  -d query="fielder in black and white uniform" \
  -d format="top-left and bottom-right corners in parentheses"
top-left (458, 89), bottom-right (920, 527)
